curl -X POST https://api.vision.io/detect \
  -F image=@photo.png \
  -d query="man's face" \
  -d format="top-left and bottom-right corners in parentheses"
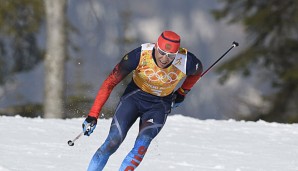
top-left (154, 45), bottom-right (177, 69)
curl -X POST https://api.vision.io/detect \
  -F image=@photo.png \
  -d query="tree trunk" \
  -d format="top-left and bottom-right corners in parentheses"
top-left (44, 0), bottom-right (66, 118)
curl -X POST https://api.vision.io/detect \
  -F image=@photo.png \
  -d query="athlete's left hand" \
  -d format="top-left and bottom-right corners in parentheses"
top-left (171, 88), bottom-right (187, 108)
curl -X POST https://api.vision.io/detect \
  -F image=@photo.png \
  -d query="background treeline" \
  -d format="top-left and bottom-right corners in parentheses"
top-left (0, 0), bottom-right (297, 123)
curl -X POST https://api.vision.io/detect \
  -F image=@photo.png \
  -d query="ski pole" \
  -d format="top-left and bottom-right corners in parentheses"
top-left (171, 41), bottom-right (238, 108)
top-left (201, 41), bottom-right (239, 77)
top-left (67, 125), bottom-right (91, 146)
top-left (68, 132), bottom-right (83, 146)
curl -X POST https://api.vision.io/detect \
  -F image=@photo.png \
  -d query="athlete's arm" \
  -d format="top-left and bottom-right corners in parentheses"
top-left (179, 52), bottom-right (203, 93)
top-left (88, 47), bottom-right (141, 118)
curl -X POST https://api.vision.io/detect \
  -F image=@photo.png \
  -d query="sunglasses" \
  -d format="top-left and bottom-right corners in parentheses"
top-left (156, 43), bottom-right (178, 59)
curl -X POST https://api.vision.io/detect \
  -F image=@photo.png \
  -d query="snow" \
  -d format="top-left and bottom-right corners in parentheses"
top-left (1, 115), bottom-right (298, 171)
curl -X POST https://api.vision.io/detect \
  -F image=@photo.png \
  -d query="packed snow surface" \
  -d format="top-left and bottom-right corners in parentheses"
top-left (1, 115), bottom-right (298, 171)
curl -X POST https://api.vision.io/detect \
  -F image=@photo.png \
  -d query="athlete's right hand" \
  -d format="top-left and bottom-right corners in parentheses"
top-left (82, 116), bottom-right (97, 136)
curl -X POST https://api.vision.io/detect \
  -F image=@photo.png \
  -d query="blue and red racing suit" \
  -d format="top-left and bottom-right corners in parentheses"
top-left (87, 43), bottom-right (203, 171)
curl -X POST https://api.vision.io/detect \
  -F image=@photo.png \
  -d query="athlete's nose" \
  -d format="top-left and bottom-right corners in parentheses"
top-left (160, 55), bottom-right (168, 62)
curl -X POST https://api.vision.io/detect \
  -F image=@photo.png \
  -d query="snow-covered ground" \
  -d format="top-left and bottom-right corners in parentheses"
top-left (0, 115), bottom-right (298, 171)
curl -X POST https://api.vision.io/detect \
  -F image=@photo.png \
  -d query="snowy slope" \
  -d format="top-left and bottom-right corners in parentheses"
top-left (0, 115), bottom-right (298, 171)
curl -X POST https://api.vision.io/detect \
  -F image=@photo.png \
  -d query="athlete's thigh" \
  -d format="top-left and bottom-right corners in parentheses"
top-left (110, 92), bottom-right (140, 140)
top-left (138, 103), bottom-right (171, 138)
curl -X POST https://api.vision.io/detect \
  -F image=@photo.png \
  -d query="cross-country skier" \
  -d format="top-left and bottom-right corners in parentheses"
top-left (82, 30), bottom-right (203, 170)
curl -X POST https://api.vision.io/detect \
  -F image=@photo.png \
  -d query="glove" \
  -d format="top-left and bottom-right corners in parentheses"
top-left (82, 116), bottom-right (97, 136)
top-left (171, 88), bottom-right (189, 108)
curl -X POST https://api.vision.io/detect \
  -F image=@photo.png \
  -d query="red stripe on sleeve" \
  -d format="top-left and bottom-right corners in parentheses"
top-left (181, 74), bottom-right (201, 90)
top-left (88, 64), bottom-right (126, 118)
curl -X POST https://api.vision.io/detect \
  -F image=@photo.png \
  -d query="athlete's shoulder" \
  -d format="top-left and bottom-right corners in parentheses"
top-left (128, 46), bottom-right (142, 57)
top-left (119, 46), bottom-right (142, 72)
top-left (186, 51), bottom-right (203, 76)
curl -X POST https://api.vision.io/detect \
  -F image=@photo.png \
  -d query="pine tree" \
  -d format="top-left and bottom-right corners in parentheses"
top-left (0, 0), bottom-right (44, 84)
top-left (212, 0), bottom-right (298, 122)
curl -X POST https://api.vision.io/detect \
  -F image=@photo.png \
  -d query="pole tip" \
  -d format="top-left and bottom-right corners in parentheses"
top-left (233, 41), bottom-right (239, 47)
top-left (68, 140), bottom-right (74, 146)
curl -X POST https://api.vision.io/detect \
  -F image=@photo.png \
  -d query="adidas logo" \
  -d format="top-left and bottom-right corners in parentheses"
top-left (147, 119), bottom-right (154, 123)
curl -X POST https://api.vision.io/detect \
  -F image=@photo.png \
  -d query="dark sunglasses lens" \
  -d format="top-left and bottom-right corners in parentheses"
top-left (158, 47), bottom-right (176, 58)
top-left (167, 53), bottom-right (176, 58)
top-left (158, 48), bottom-right (166, 55)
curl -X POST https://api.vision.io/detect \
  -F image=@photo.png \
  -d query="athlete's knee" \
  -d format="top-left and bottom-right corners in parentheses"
top-left (100, 134), bottom-right (122, 155)
top-left (102, 138), bottom-right (122, 153)
top-left (136, 134), bottom-right (152, 146)
top-left (107, 137), bottom-right (122, 153)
